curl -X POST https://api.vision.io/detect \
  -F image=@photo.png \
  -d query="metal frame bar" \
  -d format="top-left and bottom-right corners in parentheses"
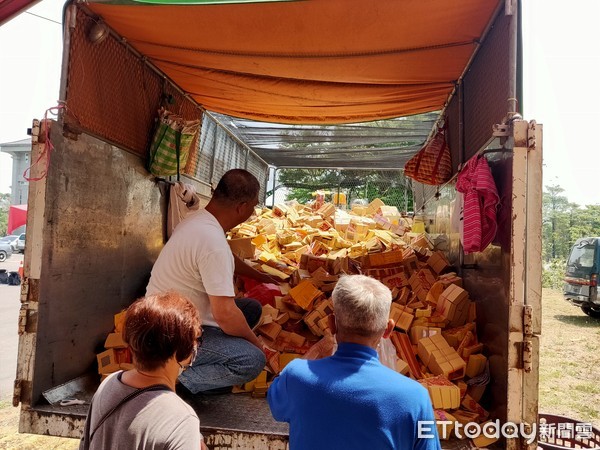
top-left (208, 122), bottom-right (217, 186)
top-left (262, 168), bottom-right (269, 205)
top-left (506, 119), bottom-right (528, 450)
top-left (273, 166), bottom-right (406, 170)
top-left (522, 120), bottom-right (542, 449)
top-left (271, 167), bottom-right (278, 208)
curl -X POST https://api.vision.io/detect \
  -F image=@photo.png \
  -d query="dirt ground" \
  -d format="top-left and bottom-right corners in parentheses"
top-left (0, 288), bottom-right (598, 448)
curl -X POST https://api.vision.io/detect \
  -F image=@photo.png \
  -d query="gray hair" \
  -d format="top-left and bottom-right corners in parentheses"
top-left (332, 275), bottom-right (392, 337)
top-left (212, 169), bottom-right (260, 205)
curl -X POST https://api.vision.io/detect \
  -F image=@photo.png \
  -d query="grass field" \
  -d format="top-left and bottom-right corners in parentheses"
top-left (0, 399), bottom-right (78, 450)
top-left (0, 288), bottom-right (598, 448)
top-left (538, 289), bottom-right (600, 428)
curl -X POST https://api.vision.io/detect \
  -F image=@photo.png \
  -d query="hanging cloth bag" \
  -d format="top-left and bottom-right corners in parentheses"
top-left (147, 108), bottom-right (200, 178)
top-left (404, 120), bottom-right (452, 185)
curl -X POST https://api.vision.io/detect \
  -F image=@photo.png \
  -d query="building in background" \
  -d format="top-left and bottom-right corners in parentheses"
top-left (0, 138), bottom-right (30, 206)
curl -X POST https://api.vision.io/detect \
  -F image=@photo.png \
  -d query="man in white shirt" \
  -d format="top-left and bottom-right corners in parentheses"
top-left (147, 169), bottom-right (273, 395)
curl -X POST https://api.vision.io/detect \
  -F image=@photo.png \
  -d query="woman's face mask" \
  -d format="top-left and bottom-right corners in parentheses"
top-left (177, 342), bottom-right (199, 376)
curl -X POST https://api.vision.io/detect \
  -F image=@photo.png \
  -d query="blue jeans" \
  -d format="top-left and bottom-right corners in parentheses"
top-left (178, 298), bottom-right (265, 393)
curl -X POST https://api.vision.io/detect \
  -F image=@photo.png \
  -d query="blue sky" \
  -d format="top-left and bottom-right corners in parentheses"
top-left (1, 0), bottom-right (599, 206)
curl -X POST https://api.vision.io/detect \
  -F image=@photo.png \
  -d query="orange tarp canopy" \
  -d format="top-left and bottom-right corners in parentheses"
top-left (88, 0), bottom-right (500, 124)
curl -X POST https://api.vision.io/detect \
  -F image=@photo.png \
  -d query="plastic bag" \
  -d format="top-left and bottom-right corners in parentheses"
top-left (377, 337), bottom-right (398, 371)
top-left (243, 281), bottom-right (282, 307)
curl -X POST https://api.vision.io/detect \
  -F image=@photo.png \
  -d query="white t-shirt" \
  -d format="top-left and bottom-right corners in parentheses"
top-left (147, 209), bottom-right (235, 327)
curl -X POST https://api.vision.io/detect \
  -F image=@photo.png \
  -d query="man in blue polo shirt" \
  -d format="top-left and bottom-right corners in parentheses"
top-left (268, 274), bottom-right (441, 450)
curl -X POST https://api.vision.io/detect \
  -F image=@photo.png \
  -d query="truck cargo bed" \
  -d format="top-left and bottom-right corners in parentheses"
top-left (30, 393), bottom-right (288, 434)
top-left (26, 392), bottom-right (289, 447)
top-left (28, 394), bottom-right (479, 449)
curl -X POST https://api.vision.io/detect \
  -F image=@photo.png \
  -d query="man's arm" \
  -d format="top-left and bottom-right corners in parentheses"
top-left (209, 295), bottom-right (263, 349)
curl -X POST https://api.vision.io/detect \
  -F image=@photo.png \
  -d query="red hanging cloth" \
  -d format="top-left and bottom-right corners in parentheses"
top-left (455, 156), bottom-right (499, 254)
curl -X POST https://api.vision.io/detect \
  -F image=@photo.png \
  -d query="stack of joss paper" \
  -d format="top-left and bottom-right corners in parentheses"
top-left (227, 199), bottom-right (493, 446)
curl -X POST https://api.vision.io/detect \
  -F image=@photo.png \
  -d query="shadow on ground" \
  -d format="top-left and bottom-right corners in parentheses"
top-left (554, 314), bottom-right (600, 328)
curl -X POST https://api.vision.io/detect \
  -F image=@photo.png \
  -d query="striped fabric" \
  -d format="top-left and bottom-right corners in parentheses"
top-left (455, 156), bottom-right (499, 254)
top-left (148, 109), bottom-right (201, 177)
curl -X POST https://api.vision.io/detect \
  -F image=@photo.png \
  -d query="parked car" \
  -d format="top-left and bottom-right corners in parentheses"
top-left (0, 241), bottom-right (13, 262)
top-left (564, 237), bottom-right (600, 318)
top-left (0, 235), bottom-right (19, 252)
top-left (16, 233), bottom-right (26, 253)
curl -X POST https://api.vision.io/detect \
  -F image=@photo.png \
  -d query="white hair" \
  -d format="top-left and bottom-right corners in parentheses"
top-left (332, 275), bottom-right (392, 337)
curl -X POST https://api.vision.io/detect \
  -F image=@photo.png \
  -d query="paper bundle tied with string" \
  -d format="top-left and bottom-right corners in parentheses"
top-left (147, 108), bottom-right (200, 177)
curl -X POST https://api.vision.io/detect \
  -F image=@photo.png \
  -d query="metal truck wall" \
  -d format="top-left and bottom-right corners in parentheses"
top-left (414, 8), bottom-right (516, 213)
top-left (445, 6), bottom-right (517, 171)
top-left (420, 6), bottom-right (522, 425)
top-left (26, 126), bottom-right (165, 405)
top-left (424, 120), bottom-right (543, 450)
top-left (62, 5), bottom-right (268, 199)
top-left (425, 149), bottom-right (513, 424)
top-left (63, 6), bottom-right (200, 159)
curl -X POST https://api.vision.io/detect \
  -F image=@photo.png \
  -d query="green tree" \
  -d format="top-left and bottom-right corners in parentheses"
top-left (542, 184), bottom-right (571, 261)
top-left (541, 184), bottom-right (600, 288)
top-left (264, 114), bottom-right (438, 211)
top-left (0, 193), bottom-right (10, 236)
top-left (275, 169), bottom-right (413, 211)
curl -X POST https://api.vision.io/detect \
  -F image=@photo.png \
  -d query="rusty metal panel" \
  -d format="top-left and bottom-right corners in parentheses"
top-left (24, 120), bottom-right (46, 280)
top-left (14, 121), bottom-right (46, 409)
top-left (522, 121), bottom-right (543, 449)
top-left (19, 407), bottom-right (86, 439)
top-left (524, 122), bottom-right (543, 336)
top-left (205, 432), bottom-right (288, 450)
top-left (27, 124), bottom-right (164, 404)
top-left (522, 334), bottom-right (539, 450)
top-left (505, 120), bottom-right (529, 450)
